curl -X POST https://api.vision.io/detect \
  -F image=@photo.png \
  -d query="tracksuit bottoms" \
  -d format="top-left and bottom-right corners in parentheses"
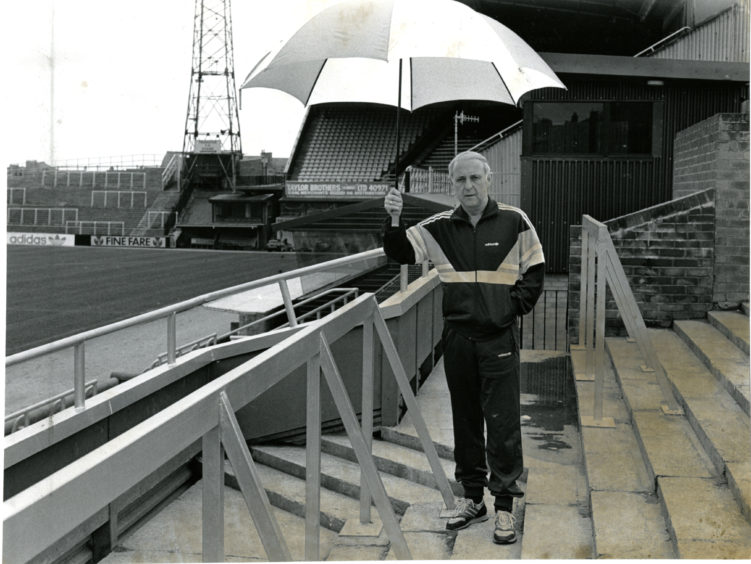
top-left (443, 325), bottom-right (524, 512)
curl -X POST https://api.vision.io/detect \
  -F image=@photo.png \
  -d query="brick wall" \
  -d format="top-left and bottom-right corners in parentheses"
top-left (567, 190), bottom-right (716, 342)
top-left (673, 113), bottom-right (749, 306)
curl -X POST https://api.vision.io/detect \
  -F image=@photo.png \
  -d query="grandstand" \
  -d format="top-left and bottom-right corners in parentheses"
top-left (6, 161), bottom-right (177, 239)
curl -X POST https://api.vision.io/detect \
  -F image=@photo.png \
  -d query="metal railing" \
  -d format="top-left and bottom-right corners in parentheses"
top-left (519, 288), bottom-right (569, 351)
top-left (469, 119), bottom-right (523, 153)
top-left (575, 215), bottom-right (682, 427)
top-left (147, 288), bottom-right (361, 369)
top-left (4, 380), bottom-right (99, 434)
top-left (53, 154), bottom-right (163, 170)
top-left (3, 294), bottom-right (456, 563)
top-left (65, 220), bottom-right (125, 236)
top-left (406, 166), bottom-right (452, 194)
top-left (161, 153), bottom-right (181, 187)
top-left (5, 249), bottom-right (386, 414)
top-left (7, 206), bottom-right (78, 226)
top-left (90, 190), bottom-right (148, 208)
top-left (42, 169), bottom-right (148, 189)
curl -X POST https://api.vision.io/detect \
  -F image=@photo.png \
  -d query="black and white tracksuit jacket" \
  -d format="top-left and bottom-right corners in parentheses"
top-left (383, 198), bottom-right (545, 339)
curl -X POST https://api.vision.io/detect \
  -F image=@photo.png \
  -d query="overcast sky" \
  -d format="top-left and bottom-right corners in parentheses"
top-left (2, 0), bottom-right (342, 167)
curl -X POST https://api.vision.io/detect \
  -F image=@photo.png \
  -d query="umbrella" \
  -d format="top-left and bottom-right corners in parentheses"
top-left (241, 0), bottom-right (565, 189)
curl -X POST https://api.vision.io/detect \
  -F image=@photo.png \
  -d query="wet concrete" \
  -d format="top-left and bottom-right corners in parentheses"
top-left (520, 353), bottom-right (581, 466)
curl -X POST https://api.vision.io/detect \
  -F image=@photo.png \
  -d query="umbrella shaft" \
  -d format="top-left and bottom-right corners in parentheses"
top-left (395, 59), bottom-right (403, 192)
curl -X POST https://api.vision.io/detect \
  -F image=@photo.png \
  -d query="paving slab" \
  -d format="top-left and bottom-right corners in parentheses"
top-left (326, 544), bottom-right (389, 561)
top-left (727, 459), bottom-right (751, 521)
top-left (632, 410), bottom-right (715, 481)
top-left (384, 532), bottom-right (452, 560)
top-left (708, 310), bottom-right (750, 354)
top-left (590, 491), bottom-right (674, 558)
top-left (605, 339), bottom-right (672, 412)
top-left (673, 320), bottom-right (750, 414)
top-left (520, 504), bottom-right (593, 559)
top-left (676, 538), bottom-right (751, 559)
top-left (579, 424), bottom-right (653, 493)
top-left (525, 459), bottom-right (583, 506)
top-left (101, 481), bottom-right (338, 563)
top-left (659, 476), bottom-right (751, 557)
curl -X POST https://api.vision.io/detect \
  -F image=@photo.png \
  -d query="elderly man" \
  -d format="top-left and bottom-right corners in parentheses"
top-left (382, 151), bottom-right (544, 545)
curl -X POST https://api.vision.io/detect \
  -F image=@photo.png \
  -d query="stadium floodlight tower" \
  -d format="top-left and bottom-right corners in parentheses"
top-left (181, 0), bottom-right (242, 192)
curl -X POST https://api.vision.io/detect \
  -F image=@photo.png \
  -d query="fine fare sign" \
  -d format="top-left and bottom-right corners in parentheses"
top-left (92, 235), bottom-right (166, 248)
top-left (286, 181), bottom-right (389, 199)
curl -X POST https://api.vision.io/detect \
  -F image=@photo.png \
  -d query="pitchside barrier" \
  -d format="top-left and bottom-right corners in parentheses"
top-left (6, 231), bottom-right (169, 248)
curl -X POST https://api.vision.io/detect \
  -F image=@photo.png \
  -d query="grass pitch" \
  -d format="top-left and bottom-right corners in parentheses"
top-left (6, 246), bottom-right (330, 355)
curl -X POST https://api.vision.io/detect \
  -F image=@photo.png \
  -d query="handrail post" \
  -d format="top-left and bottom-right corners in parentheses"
top-left (202, 423), bottom-right (224, 562)
top-left (360, 315), bottom-right (374, 524)
top-left (577, 227), bottom-right (590, 348)
top-left (421, 261), bottom-right (429, 277)
top-left (305, 354), bottom-right (322, 560)
top-left (594, 234), bottom-right (607, 421)
top-left (584, 227), bottom-right (597, 382)
top-left (279, 280), bottom-right (298, 327)
top-left (73, 342), bottom-right (85, 410)
top-left (399, 265), bottom-right (409, 291)
top-left (167, 312), bottom-right (177, 364)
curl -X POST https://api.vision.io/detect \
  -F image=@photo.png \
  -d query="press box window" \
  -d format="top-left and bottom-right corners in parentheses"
top-left (530, 102), bottom-right (654, 155)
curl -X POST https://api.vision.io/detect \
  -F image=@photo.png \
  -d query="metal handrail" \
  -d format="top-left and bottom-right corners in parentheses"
top-left (633, 26), bottom-right (692, 57)
top-left (6, 248), bottom-right (386, 411)
top-left (53, 154), bottom-right (163, 170)
top-left (3, 293), bottom-right (455, 562)
top-left (577, 215), bottom-right (682, 426)
top-left (468, 119), bottom-right (523, 153)
top-left (149, 288), bottom-right (361, 366)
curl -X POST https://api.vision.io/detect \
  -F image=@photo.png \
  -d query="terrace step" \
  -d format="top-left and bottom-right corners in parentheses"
top-left (250, 442), bottom-right (445, 515)
top-left (225, 458), bottom-right (360, 532)
top-left (606, 329), bottom-right (751, 558)
top-left (321, 433), bottom-right (459, 495)
top-left (106, 480), bottom-right (339, 562)
top-left (708, 310), bottom-right (750, 355)
top-left (674, 318), bottom-right (750, 415)
top-left (571, 347), bottom-right (675, 558)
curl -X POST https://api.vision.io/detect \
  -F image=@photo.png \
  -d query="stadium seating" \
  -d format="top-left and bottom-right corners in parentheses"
top-left (289, 104), bottom-right (445, 182)
top-left (6, 165), bottom-right (175, 237)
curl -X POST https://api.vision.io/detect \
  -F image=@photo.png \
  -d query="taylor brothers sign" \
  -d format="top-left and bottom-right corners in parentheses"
top-left (286, 181), bottom-right (389, 199)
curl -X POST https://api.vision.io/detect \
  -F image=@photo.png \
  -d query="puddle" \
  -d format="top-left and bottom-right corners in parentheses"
top-left (519, 353), bottom-right (580, 461)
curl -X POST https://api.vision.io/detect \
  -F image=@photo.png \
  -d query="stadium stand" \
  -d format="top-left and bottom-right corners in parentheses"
top-left (6, 162), bottom-right (177, 237)
top-left (287, 104), bottom-right (446, 182)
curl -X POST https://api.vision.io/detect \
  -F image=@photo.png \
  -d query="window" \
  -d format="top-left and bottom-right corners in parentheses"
top-left (531, 102), bottom-right (653, 155)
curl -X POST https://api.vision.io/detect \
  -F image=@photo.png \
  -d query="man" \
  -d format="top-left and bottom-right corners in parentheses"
top-left (382, 151), bottom-right (544, 545)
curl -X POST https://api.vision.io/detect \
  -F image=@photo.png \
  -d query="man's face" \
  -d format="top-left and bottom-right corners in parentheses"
top-left (451, 157), bottom-right (491, 216)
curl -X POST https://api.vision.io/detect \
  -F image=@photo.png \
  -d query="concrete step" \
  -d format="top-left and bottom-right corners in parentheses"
top-left (607, 334), bottom-right (751, 558)
top-left (571, 348), bottom-right (675, 559)
top-left (650, 329), bottom-right (751, 524)
top-left (251, 443), bottom-right (445, 515)
top-left (674, 319), bottom-right (750, 415)
top-left (708, 310), bottom-right (750, 355)
top-left (224, 458), bottom-right (361, 533)
top-left (322, 433), bottom-right (460, 496)
top-left (102, 480), bottom-right (340, 562)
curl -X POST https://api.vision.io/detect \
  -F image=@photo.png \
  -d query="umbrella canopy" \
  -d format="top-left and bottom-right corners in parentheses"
top-left (241, 0), bottom-right (564, 109)
top-left (241, 0), bottom-right (565, 194)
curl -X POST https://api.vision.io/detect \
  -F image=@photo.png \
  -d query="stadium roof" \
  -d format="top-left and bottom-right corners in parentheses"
top-left (463, 0), bottom-right (726, 56)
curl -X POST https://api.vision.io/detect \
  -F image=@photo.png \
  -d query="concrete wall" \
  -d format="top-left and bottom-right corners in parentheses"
top-left (673, 113), bottom-right (749, 306)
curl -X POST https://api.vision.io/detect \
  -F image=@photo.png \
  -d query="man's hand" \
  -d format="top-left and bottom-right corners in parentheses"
top-left (385, 188), bottom-right (403, 227)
